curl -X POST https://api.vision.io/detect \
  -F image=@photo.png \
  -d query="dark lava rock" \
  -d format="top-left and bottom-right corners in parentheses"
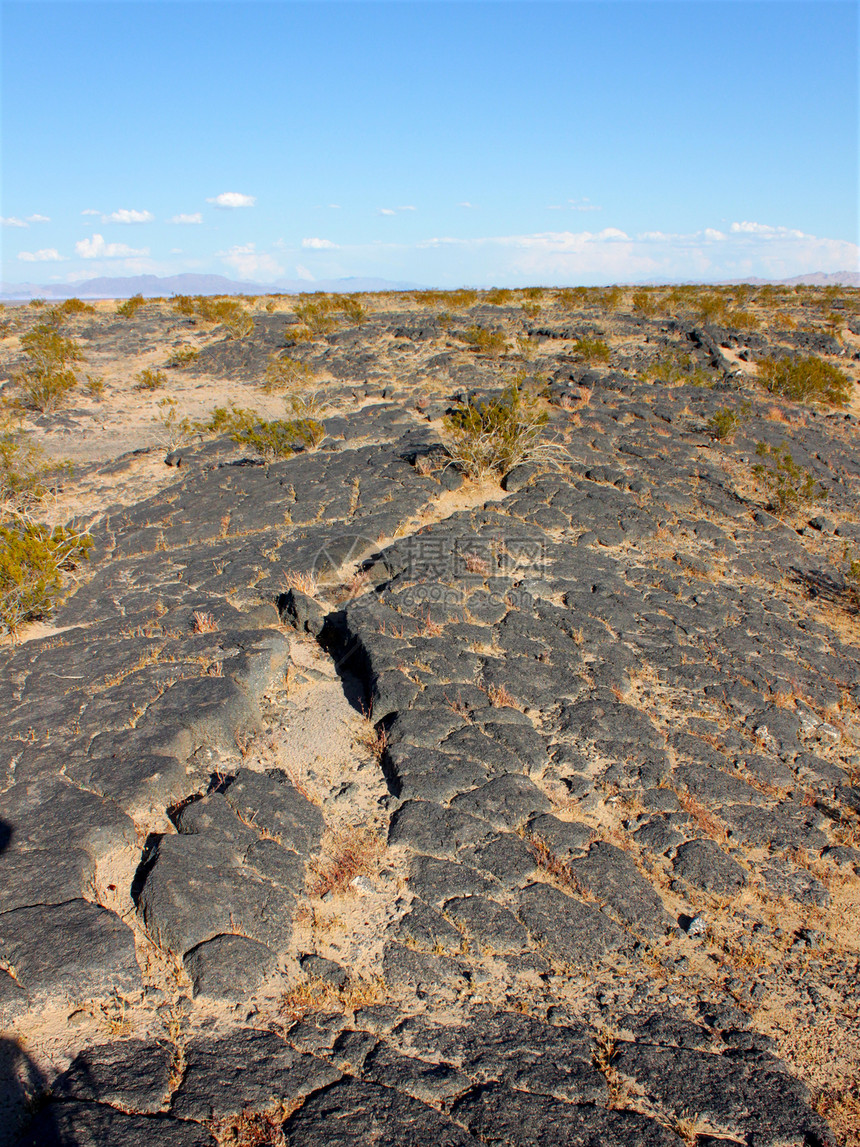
top-left (285, 1077), bottom-right (482, 1145)
top-left (672, 839), bottom-right (748, 895)
top-left (0, 900), bottom-right (139, 1002)
top-left (183, 934), bottom-right (279, 999)
top-left (51, 1039), bottom-right (174, 1112)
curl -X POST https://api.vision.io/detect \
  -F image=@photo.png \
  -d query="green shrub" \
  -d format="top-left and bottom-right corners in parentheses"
top-left (460, 325), bottom-right (507, 356)
top-left (0, 521), bottom-right (92, 635)
top-left (443, 380), bottom-right (555, 478)
top-left (58, 297), bottom-right (96, 316)
top-left (632, 289), bottom-right (656, 316)
top-left (14, 323), bottom-right (83, 412)
top-left (116, 293), bottom-right (146, 318)
top-left (135, 368), bottom-right (167, 391)
top-left (230, 418), bottom-right (324, 460)
top-left (0, 427), bottom-right (48, 513)
top-left (572, 336), bottom-right (610, 363)
top-left (706, 403), bottom-right (751, 441)
top-left (84, 375), bottom-right (105, 400)
top-left (166, 345), bottom-right (200, 368)
top-left (294, 298), bottom-right (335, 334)
top-left (195, 404), bottom-right (323, 459)
top-left (757, 355), bottom-right (850, 406)
top-left (753, 442), bottom-right (825, 516)
top-left (156, 397), bottom-right (195, 451)
top-left (261, 354), bottom-right (314, 393)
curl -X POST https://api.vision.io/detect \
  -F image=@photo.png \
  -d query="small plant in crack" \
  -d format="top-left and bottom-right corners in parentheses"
top-left (282, 568), bottom-right (318, 597)
top-left (307, 826), bottom-right (385, 898)
top-left (355, 715), bottom-right (387, 763)
top-left (192, 609), bottom-right (218, 633)
top-left (211, 1104), bottom-right (288, 1147)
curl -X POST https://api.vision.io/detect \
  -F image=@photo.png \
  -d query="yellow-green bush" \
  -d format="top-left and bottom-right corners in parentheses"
top-left (116, 293), bottom-right (146, 318)
top-left (443, 380), bottom-right (553, 478)
top-left (753, 442), bottom-right (825, 516)
top-left (757, 355), bottom-right (850, 406)
top-left (460, 326), bottom-right (507, 355)
top-left (572, 336), bottom-right (610, 363)
top-left (0, 522), bottom-right (92, 635)
top-left (13, 324), bottom-right (83, 412)
top-left (261, 355), bottom-right (315, 393)
top-left (135, 368), bottom-right (167, 391)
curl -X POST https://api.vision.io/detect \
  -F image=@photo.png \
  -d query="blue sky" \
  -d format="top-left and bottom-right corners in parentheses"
top-left (2, 0), bottom-right (857, 287)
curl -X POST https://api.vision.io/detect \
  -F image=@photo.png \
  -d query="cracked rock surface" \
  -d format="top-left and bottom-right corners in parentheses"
top-left (1, 293), bottom-right (859, 1145)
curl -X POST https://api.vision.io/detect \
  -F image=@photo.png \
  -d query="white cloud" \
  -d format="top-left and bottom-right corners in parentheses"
top-left (26, 214), bottom-right (50, 224)
top-left (207, 192), bottom-right (256, 209)
top-left (378, 208), bottom-right (396, 216)
top-left (730, 220), bottom-right (806, 239)
top-left (547, 199), bottom-right (602, 212)
top-left (18, 248), bottom-right (63, 262)
top-left (101, 208), bottom-right (154, 224)
top-left (295, 264), bottom-right (315, 281)
top-left (75, 233), bottom-right (149, 258)
top-left (398, 205), bottom-right (416, 212)
top-left (458, 202), bottom-right (477, 209)
top-left (81, 208), bottom-right (100, 215)
top-left (217, 242), bottom-right (282, 280)
top-left (405, 221), bottom-right (859, 284)
top-left (168, 212), bottom-right (203, 224)
top-left (302, 237), bottom-right (339, 249)
top-left (1, 217), bottom-right (27, 228)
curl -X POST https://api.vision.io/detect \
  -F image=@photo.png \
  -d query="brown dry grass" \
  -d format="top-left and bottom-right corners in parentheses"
top-left (211, 1103), bottom-right (289, 1147)
top-left (307, 826), bottom-right (385, 898)
top-left (278, 975), bottom-right (384, 1024)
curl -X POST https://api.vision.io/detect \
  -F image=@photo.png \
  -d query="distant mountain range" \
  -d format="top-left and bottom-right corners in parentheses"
top-left (1, 270), bottom-right (857, 301)
top-left (0, 273), bottom-right (421, 301)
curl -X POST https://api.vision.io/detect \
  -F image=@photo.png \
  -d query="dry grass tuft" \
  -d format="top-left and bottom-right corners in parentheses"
top-left (282, 568), bottom-right (318, 597)
top-left (211, 1103), bottom-right (289, 1147)
top-left (487, 682), bottom-right (518, 709)
top-left (307, 826), bottom-right (385, 898)
top-left (676, 790), bottom-right (730, 843)
top-left (278, 975), bottom-right (384, 1025)
top-left (192, 609), bottom-right (218, 634)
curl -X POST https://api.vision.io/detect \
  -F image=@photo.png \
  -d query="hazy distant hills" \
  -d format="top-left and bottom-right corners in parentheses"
top-left (0, 273), bottom-right (421, 300)
top-left (1, 270), bottom-right (857, 300)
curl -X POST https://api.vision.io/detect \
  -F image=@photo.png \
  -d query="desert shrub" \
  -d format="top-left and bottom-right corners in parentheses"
top-left (646, 350), bottom-right (712, 387)
top-left (28, 298), bottom-right (46, 308)
top-left (58, 297), bottom-right (95, 316)
top-left (84, 375), bottom-right (105, 399)
top-left (171, 295), bottom-right (197, 316)
top-left (460, 325), bottom-right (506, 355)
top-left (753, 442), bottom-right (825, 516)
top-left (443, 379), bottom-right (556, 478)
top-left (557, 287), bottom-right (589, 310)
top-left (0, 427), bottom-right (48, 514)
top-left (264, 298), bottom-right (278, 313)
top-left (197, 404), bottom-right (323, 459)
top-left (135, 368), bottom-right (167, 391)
top-left (572, 336), bottom-right (610, 363)
top-left (0, 521), bottom-right (92, 635)
top-left (116, 293), bottom-right (146, 318)
top-left (13, 324), bottom-right (83, 412)
top-left (261, 354), bottom-right (314, 393)
top-left (166, 345), bottom-right (199, 368)
top-left (486, 288), bottom-right (514, 305)
top-left (230, 418), bottom-right (324, 460)
top-left (632, 289), bottom-right (656, 316)
top-left (334, 296), bottom-right (365, 324)
top-left (757, 355), bottom-right (850, 406)
top-left (156, 398), bottom-right (195, 451)
top-left (522, 287), bottom-right (543, 300)
top-left (843, 547), bottom-right (860, 608)
top-left (601, 286), bottom-right (623, 311)
top-left (706, 402), bottom-right (751, 441)
top-left (293, 298), bottom-right (335, 334)
top-left (723, 309), bottom-right (759, 330)
top-left (521, 301), bottom-right (541, 319)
